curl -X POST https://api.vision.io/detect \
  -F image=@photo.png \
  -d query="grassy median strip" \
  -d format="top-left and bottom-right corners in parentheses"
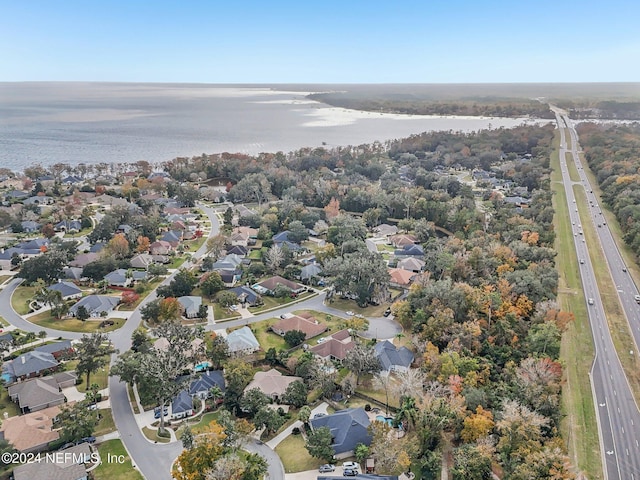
top-left (551, 131), bottom-right (603, 479)
top-left (574, 184), bottom-right (640, 400)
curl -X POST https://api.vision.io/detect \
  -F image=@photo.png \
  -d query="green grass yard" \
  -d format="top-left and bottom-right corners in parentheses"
top-left (28, 310), bottom-right (124, 333)
top-left (93, 439), bottom-right (144, 480)
top-left (274, 433), bottom-right (319, 473)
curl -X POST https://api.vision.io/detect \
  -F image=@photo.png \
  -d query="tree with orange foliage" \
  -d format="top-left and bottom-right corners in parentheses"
top-left (323, 197), bottom-right (340, 220)
top-left (173, 420), bottom-right (226, 480)
top-left (106, 233), bottom-right (130, 259)
top-left (41, 223), bottom-right (56, 239)
top-left (461, 406), bottom-right (495, 443)
top-left (136, 235), bottom-right (150, 253)
top-left (159, 297), bottom-right (182, 322)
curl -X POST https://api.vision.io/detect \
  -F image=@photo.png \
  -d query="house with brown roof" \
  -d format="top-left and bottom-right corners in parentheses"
top-left (244, 369), bottom-right (303, 401)
top-left (150, 240), bottom-right (173, 255)
top-left (0, 405), bottom-right (63, 452)
top-left (272, 314), bottom-right (326, 340)
top-left (253, 276), bottom-right (305, 295)
top-left (389, 234), bottom-right (417, 248)
top-left (310, 329), bottom-right (355, 363)
top-left (388, 268), bottom-right (416, 288)
top-left (69, 252), bottom-right (99, 268)
top-left (397, 257), bottom-right (425, 273)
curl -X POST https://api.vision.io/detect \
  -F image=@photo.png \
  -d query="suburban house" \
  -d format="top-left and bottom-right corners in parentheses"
top-left (160, 230), bottom-right (182, 247)
top-left (374, 223), bottom-right (399, 237)
top-left (69, 252), bottom-right (99, 268)
top-left (244, 369), bottom-right (302, 401)
top-left (228, 286), bottom-right (262, 307)
top-left (68, 295), bottom-right (120, 318)
top-left (20, 220), bottom-right (41, 233)
top-left (253, 275), bottom-right (305, 296)
top-left (104, 269), bottom-right (132, 287)
top-left (388, 268), bottom-right (417, 289)
top-left (310, 329), bottom-right (355, 363)
top-left (188, 370), bottom-right (225, 400)
top-left (226, 326), bottom-right (260, 356)
top-left (171, 390), bottom-right (194, 420)
top-left (393, 244), bottom-right (424, 257)
top-left (309, 408), bottom-right (372, 458)
top-left (389, 234), bottom-right (417, 248)
top-left (63, 266), bottom-right (85, 282)
top-left (23, 195), bottom-right (54, 206)
top-left (177, 295), bottom-right (203, 318)
top-left (0, 332), bottom-right (14, 346)
top-left (272, 313), bottom-right (326, 340)
top-left (149, 240), bottom-right (173, 255)
top-left (226, 245), bottom-right (248, 256)
top-left (47, 281), bottom-right (82, 300)
top-left (3, 351), bottom-right (59, 382)
top-left (34, 340), bottom-right (75, 359)
top-left (13, 442), bottom-right (92, 480)
top-left (299, 263), bottom-right (322, 282)
top-left (89, 242), bottom-right (106, 253)
top-left (0, 405), bottom-right (63, 452)
top-left (397, 257), bottom-right (425, 273)
top-left (374, 340), bottom-right (414, 375)
top-left (8, 373), bottom-right (76, 413)
top-left (230, 226), bottom-right (258, 246)
top-left (130, 253), bottom-right (154, 269)
top-left (54, 219), bottom-right (82, 232)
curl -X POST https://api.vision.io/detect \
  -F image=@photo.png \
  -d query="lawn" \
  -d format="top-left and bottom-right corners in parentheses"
top-left (142, 426), bottom-right (171, 443)
top-left (274, 433), bottom-right (319, 473)
top-left (65, 356), bottom-right (110, 391)
top-left (248, 293), bottom-right (313, 313)
top-left (117, 279), bottom-right (162, 311)
top-left (11, 285), bottom-right (38, 315)
top-left (249, 249), bottom-right (264, 260)
top-left (325, 297), bottom-right (392, 317)
top-left (213, 303), bottom-right (241, 321)
top-left (0, 387), bottom-right (21, 418)
top-left (252, 318), bottom-right (289, 351)
top-left (550, 130), bottom-right (602, 480)
top-left (28, 311), bottom-right (124, 333)
top-left (95, 408), bottom-right (117, 436)
top-left (0, 275), bottom-right (12, 285)
top-left (93, 439), bottom-right (144, 480)
top-left (177, 410), bottom-right (223, 437)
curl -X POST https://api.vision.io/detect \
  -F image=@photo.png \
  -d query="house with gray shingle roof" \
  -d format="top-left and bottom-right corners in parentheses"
top-left (3, 351), bottom-right (59, 382)
top-left (69, 295), bottom-right (119, 318)
top-left (171, 390), bottom-right (194, 419)
top-left (226, 326), bottom-right (260, 356)
top-left (104, 269), bottom-right (132, 287)
top-left (309, 408), bottom-right (372, 458)
top-left (19, 220), bottom-right (41, 233)
top-left (34, 340), bottom-right (75, 359)
top-left (8, 376), bottom-right (65, 413)
top-left (374, 340), bottom-right (414, 375)
top-left (47, 281), bottom-right (82, 300)
top-left (188, 370), bottom-right (225, 400)
top-left (177, 296), bottom-right (203, 318)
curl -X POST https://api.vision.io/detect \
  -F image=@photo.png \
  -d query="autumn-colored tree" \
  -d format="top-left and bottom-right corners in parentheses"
top-left (461, 406), bottom-right (495, 443)
top-left (106, 233), bottom-right (129, 259)
top-left (41, 223), bottom-right (56, 238)
top-left (159, 297), bottom-right (182, 322)
top-left (95, 185), bottom-right (106, 195)
top-left (324, 197), bottom-right (340, 220)
top-left (369, 421), bottom-right (417, 475)
top-left (174, 421), bottom-right (226, 480)
top-left (121, 291), bottom-right (140, 306)
top-left (136, 235), bottom-right (150, 253)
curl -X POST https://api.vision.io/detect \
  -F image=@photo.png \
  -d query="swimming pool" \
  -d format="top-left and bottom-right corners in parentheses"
top-left (375, 415), bottom-right (403, 430)
top-left (1, 372), bottom-right (14, 385)
top-left (194, 362), bottom-right (211, 372)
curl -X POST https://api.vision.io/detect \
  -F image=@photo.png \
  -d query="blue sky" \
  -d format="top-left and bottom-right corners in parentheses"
top-left (1, 0), bottom-right (638, 83)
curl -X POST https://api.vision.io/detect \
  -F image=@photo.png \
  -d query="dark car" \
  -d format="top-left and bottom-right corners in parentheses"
top-left (154, 407), bottom-right (168, 419)
top-left (383, 308), bottom-right (392, 317)
top-left (80, 436), bottom-right (96, 444)
top-left (319, 464), bottom-right (336, 472)
top-left (343, 469), bottom-right (358, 476)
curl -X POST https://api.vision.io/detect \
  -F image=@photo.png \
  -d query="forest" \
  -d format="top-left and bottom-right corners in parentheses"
top-left (578, 122), bottom-right (640, 254)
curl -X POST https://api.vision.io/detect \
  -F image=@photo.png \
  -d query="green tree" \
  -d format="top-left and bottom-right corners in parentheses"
top-left (305, 426), bottom-right (335, 462)
top-left (223, 207), bottom-right (233, 225)
top-left (298, 405), bottom-right (312, 424)
top-left (355, 443), bottom-right (370, 465)
top-left (287, 220), bottom-right (309, 244)
top-left (223, 359), bottom-right (254, 414)
top-left (283, 329), bottom-right (306, 348)
top-left (181, 425), bottom-right (194, 450)
top-left (253, 406), bottom-right (285, 435)
top-left (75, 333), bottom-right (114, 387)
top-left (208, 335), bottom-right (229, 369)
top-left (58, 402), bottom-right (99, 443)
top-left (201, 271), bottom-right (224, 299)
top-left (76, 305), bottom-right (90, 321)
top-left (343, 343), bottom-right (381, 385)
top-left (217, 291), bottom-right (238, 308)
top-left (240, 388), bottom-right (271, 417)
top-left (282, 380), bottom-right (307, 408)
top-left (324, 250), bottom-right (389, 306)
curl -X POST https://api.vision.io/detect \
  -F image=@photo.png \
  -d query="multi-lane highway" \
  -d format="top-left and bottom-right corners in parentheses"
top-left (555, 108), bottom-right (640, 480)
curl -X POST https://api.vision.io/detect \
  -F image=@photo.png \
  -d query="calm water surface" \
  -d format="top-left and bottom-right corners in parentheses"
top-left (0, 83), bottom-right (544, 170)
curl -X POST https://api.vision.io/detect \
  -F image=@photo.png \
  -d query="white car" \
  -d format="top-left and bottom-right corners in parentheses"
top-left (342, 462), bottom-right (360, 471)
top-left (345, 311), bottom-right (355, 316)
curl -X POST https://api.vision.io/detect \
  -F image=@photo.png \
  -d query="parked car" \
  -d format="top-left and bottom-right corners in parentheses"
top-left (80, 436), bottom-right (96, 444)
top-left (383, 308), bottom-right (392, 317)
top-left (345, 311), bottom-right (354, 316)
top-left (342, 462), bottom-right (360, 471)
top-left (313, 412), bottom-right (327, 419)
top-left (343, 469), bottom-right (358, 476)
top-left (154, 407), bottom-right (168, 419)
top-left (319, 464), bottom-right (336, 472)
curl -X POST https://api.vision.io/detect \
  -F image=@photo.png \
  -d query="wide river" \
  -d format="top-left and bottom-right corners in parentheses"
top-left (0, 83), bottom-right (545, 170)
